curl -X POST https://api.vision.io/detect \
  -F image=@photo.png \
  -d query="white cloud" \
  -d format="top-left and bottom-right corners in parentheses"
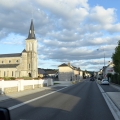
top-left (0, 0), bottom-right (27, 8)
top-left (0, 0), bottom-right (120, 71)
top-left (89, 6), bottom-right (116, 25)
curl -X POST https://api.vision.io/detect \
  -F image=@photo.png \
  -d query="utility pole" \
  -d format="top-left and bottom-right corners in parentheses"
top-left (104, 48), bottom-right (105, 67)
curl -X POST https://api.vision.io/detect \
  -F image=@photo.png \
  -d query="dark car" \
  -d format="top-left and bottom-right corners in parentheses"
top-left (90, 77), bottom-right (94, 81)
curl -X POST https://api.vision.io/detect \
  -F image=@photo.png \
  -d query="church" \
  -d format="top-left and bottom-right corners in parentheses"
top-left (0, 20), bottom-right (38, 78)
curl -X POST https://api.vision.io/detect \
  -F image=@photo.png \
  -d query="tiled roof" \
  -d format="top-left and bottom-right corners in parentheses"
top-left (0, 53), bottom-right (22, 58)
top-left (0, 64), bottom-right (19, 68)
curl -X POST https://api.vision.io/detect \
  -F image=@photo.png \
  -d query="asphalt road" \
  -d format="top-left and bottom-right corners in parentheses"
top-left (100, 83), bottom-right (120, 92)
top-left (0, 79), bottom-right (115, 120)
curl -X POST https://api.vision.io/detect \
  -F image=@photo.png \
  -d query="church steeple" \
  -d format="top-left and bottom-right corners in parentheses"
top-left (27, 19), bottom-right (36, 39)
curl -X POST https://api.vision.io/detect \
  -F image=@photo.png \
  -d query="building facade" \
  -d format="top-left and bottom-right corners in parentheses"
top-left (0, 20), bottom-right (38, 78)
top-left (104, 62), bottom-right (115, 78)
top-left (58, 63), bottom-right (82, 81)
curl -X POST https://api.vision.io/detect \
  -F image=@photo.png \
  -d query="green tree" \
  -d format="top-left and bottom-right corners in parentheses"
top-left (112, 40), bottom-right (120, 74)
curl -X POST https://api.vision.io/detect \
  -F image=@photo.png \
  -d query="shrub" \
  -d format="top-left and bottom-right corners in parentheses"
top-left (33, 77), bottom-right (39, 80)
top-left (118, 75), bottom-right (120, 85)
top-left (16, 77), bottom-right (33, 80)
top-left (10, 77), bottom-right (16, 80)
top-left (4, 77), bottom-right (11, 80)
top-left (114, 73), bottom-right (118, 84)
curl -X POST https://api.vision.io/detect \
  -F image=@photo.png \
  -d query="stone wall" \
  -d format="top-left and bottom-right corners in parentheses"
top-left (24, 85), bottom-right (33, 90)
top-left (34, 84), bottom-right (39, 88)
top-left (4, 87), bottom-right (18, 94)
top-left (0, 79), bottom-right (53, 94)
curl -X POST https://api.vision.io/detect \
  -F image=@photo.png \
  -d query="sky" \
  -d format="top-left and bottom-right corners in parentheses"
top-left (0, 0), bottom-right (120, 72)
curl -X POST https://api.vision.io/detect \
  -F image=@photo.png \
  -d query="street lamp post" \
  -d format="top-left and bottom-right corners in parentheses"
top-left (97, 48), bottom-right (106, 78)
top-left (97, 48), bottom-right (105, 66)
top-left (103, 48), bottom-right (105, 67)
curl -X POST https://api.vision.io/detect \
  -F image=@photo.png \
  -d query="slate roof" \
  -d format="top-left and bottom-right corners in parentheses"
top-left (46, 70), bottom-right (57, 74)
top-left (0, 53), bottom-right (22, 58)
top-left (58, 63), bottom-right (80, 71)
top-left (58, 63), bottom-right (68, 67)
top-left (27, 19), bottom-right (36, 39)
top-left (38, 68), bottom-right (46, 74)
top-left (0, 64), bottom-right (19, 68)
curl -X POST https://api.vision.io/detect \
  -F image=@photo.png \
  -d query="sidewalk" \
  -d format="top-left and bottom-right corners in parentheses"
top-left (107, 83), bottom-right (120, 110)
top-left (97, 79), bottom-right (120, 110)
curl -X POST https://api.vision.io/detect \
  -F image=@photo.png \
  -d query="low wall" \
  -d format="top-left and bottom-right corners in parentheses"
top-left (24, 85), bottom-right (33, 90)
top-left (54, 81), bottom-right (72, 84)
top-left (0, 78), bottom-right (53, 94)
top-left (4, 87), bottom-right (18, 94)
top-left (34, 84), bottom-right (39, 88)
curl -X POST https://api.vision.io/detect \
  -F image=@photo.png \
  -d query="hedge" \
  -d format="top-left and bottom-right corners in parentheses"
top-left (110, 74), bottom-right (120, 85)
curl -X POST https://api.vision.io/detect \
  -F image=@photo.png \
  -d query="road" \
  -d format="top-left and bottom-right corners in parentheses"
top-left (0, 79), bottom-right (116, 120)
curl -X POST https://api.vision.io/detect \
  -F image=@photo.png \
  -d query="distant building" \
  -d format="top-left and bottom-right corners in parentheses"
top-left (97, 62), bottom-right (115, 79)
top-left (45, 70), bottom-right (58, 77)
top-left (103, 62), bottom-right (115, 78)
top-left (58, 62), bottom-right (82, 81)
top-left (38, 68), bottom-right (46, 78)
top-left (0, 20), bottom-right (38, 78)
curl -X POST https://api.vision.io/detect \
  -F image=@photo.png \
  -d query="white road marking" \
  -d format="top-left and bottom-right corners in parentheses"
top-left (8, 86), bottom-right (70, 110)
top-left (97, 84), bottom-right (105, 93)
top-left (97, 84), bottom-right (120, 120)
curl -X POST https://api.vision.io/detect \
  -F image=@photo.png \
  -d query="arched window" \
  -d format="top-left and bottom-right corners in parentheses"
top-left (12, 71), bottom-right (14, 77)
top-left (29, 42), bottom-right (32, 51)
top-left (29, 64), bottom-right (30, 69)
top-left (4, 71), bottom-right (5, 77)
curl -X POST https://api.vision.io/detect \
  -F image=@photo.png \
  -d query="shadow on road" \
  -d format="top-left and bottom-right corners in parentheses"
top-left (0, 80), bottom-right (115, 120)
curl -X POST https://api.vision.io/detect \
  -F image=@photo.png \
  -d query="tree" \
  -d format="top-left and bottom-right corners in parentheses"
top-left (112, 40), bottom-right (120, 74)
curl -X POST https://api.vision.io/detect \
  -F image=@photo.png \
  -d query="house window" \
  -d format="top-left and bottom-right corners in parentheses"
top-left (16, 60), bottom-right (18, 63)
top-left (2, 61), bottom-right (3, 63)
top-left (9, 60), bottom-right (11, 63)
top-left (12, 71), bottom-right (14, 76)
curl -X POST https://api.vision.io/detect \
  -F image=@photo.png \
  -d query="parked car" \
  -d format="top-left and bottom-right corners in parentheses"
top-left (101, 79), bottom-right (109, 85)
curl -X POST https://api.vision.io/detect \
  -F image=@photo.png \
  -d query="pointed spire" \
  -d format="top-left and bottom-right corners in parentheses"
top-left (27, 19), bottom-right (36, 39)
top-left (22, 49), bottom-right (26, 53)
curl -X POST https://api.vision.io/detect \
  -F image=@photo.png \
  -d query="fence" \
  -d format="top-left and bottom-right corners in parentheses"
top-left (0, 79), bottom-right (53, 94)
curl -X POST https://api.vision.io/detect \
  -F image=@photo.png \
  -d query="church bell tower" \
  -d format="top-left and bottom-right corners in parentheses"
top-left (26, 19), bottom-right (38, 78)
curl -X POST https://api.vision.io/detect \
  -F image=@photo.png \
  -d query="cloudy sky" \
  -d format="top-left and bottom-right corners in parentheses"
top-left (0, 0), bottom-right (120, 71)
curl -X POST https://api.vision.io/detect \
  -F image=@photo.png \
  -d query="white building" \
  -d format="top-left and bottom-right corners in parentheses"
top-left (58, 63), bottom-right (82, 81)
